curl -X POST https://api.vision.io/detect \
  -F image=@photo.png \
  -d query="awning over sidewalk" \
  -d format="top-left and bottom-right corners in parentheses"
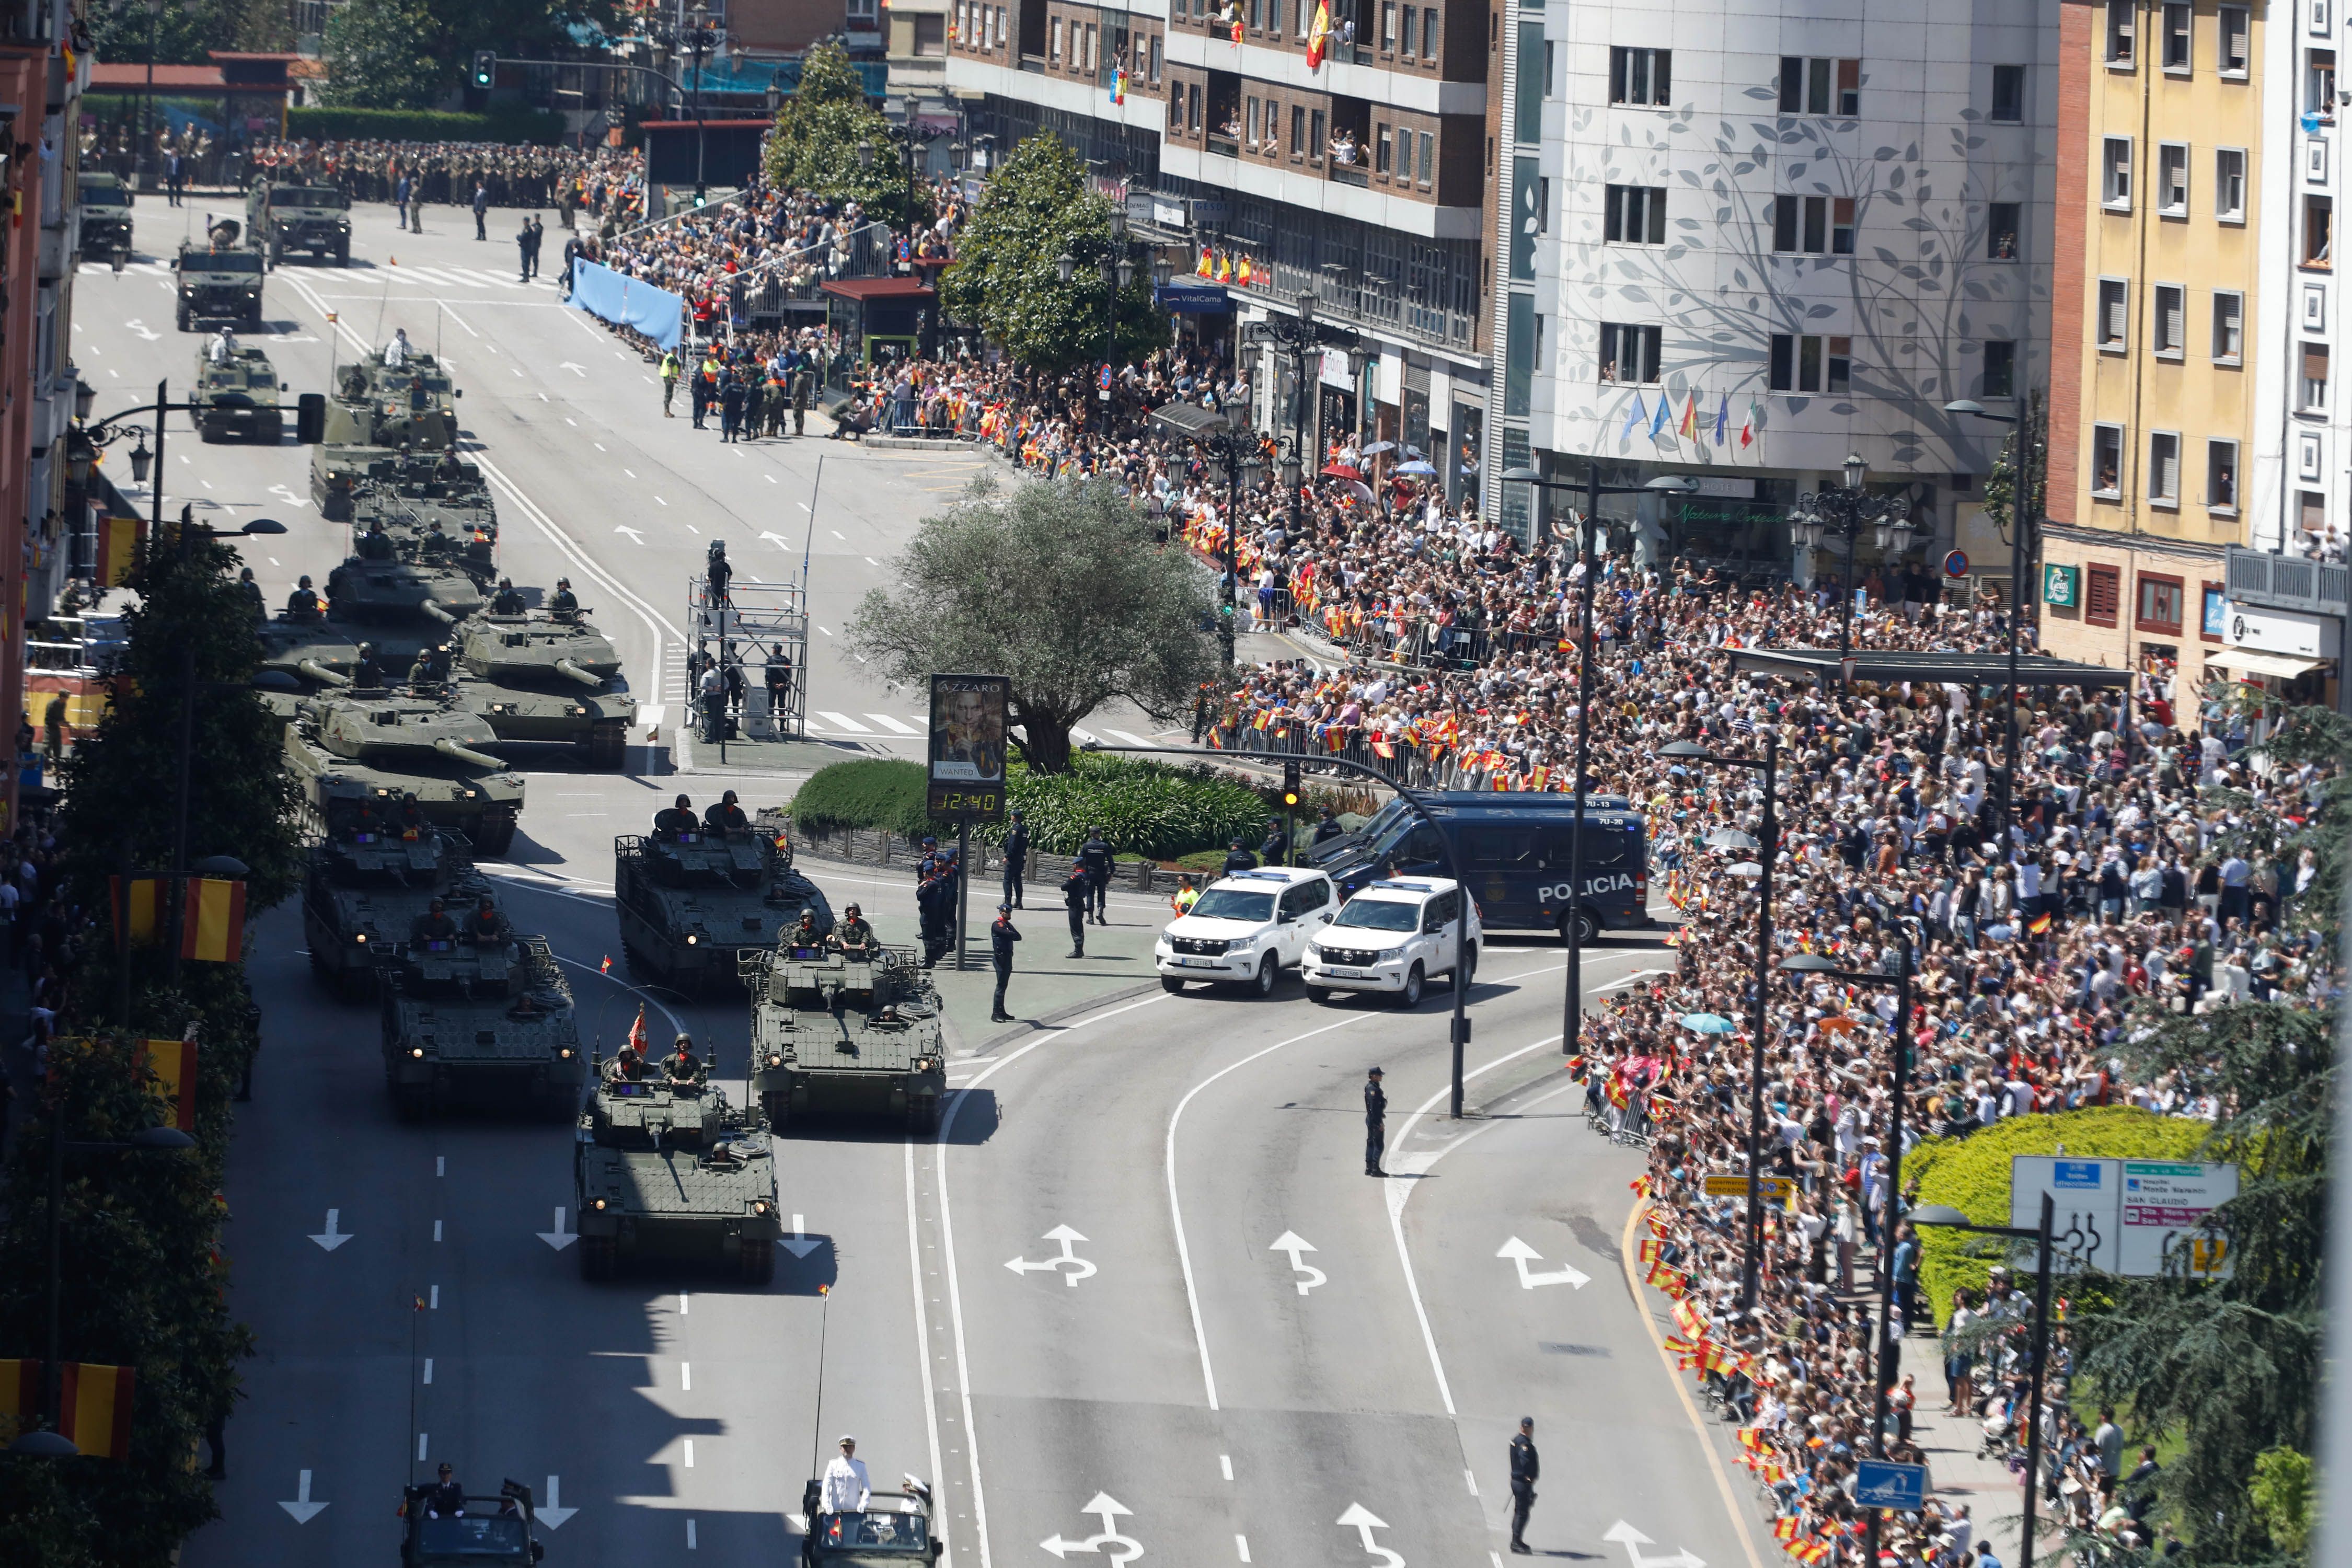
top-left (2208, 649), bottom-right (2332, 681)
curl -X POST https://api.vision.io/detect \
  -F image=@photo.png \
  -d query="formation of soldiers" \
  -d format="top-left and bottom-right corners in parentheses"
top-left (241, 140), bottom-right (647, 226)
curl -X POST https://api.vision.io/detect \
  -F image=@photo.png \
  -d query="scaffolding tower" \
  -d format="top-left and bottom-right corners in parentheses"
top-left (687, 573), bottom-right (809, 745)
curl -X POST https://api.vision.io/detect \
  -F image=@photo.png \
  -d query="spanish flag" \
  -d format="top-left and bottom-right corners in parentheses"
top-left (2028, 909), bottom-right (2054, 935)
top-left (1196, 246), bottom-right (1214, 278)
top-left (142, 1036), bottom-right (199, 1131)
top-left (97, 516), bottom-right (143, 587)
top-left (1678, 391), bottom-right (1699, 439)
top-left (0, 1361), bottom-right (136, 1459)
top-left (182, 877), bottom-right (247, 963)
top-left (1307, 0), bottom-right (1332, 68)
top-left (110, 875), bottom-right (169, 947)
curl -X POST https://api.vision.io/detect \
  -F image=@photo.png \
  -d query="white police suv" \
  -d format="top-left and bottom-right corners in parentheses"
top-left (1155, 866), bottom-right (1338, 995)
top-left (1300, 878), bottom-right (1481, 1007)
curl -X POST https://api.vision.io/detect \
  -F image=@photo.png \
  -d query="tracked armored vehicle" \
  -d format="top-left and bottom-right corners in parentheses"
top-left (312, 352), bottom-right (463, 519)
top-left (574, 1066), bottom-right (780, 1282)
top-left (245, 180), bottom-right (351, 267)
top-left (453, 610), bottom-right (636, 768)
top-left (303, 816), bottom-right (489, 998)
top-left (382, 921), bottom-right (582, 1121)
top-left (355, 473), bottom-right (499, 583)
top-left (191, 343), bottom-right (283, 443)
top-left (617, 810), bottom-right (830, 987)
top-left (285, 686), bottom-right (524, 857)
top-left (255, 611), bottom-right (362, 693)
top-left (328, 540), bottom-right (485, 629)
top-left (173, 223), bottom-right (263, 329)
top-left (742, 943), bottom-right (944, 1134)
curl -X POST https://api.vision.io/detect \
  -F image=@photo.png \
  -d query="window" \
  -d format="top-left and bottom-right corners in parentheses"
top-left (1768, 332), bottom-right (1851, 393)
top-left (1991, 64), bottom-right (2025, 122)
top-left (1610, 47), bottom-right (1671, 106)
top-left (2221, 6), bottom-right (2251, 74)
top-left (1191, 83), bottom-right (1203, 131)
top-left (2157, 143), bottom-right (2188, 214)
top-left (1831, 197), bottom-right (1855, 253)
top-left (2092, 425), bottom-right (2125, 498)
top-left (2103, 137), bottom-right (2134, 209)
top-left (1381, 0), bottom-right (1396, 50)
top-left (2302, 491), bottom-right (2329, 539)
top-left (1400, 4), bottom-right (1415, 55)
top-left (2303, 342), bottom-right (2331, 410)
top-left (2207, 440), bottom-right (2240, 510)
top-left (1773, 194), bottom-right (1846, 253)
top-left (2307, 193), bottom-right (2334, 267)
top-left (1422, 7), bottom-right (1436, 55)
top-left (2311, 49), bottom-right (2338, 120)
top-left (1310, 108), bottom-right (1325, 161)
top-left (1419, 130), bottom-right (1433, 184)
top-left (2086, 564), bottom-right (2122, 627)
top-left (2147, 434), bottom-right (2181, 505)
top-left (1049, 18), bottom-right (1061, 61)
top-left (1779, 57), bottom-right (1861, 115)
top-left (2138, 572), bottom-right (2185, 631)
top-left (2153, 284), bottom-right (2185, 356)
top-left (1983, 339), bottom-right (2016, 398)
top-left (1290, 104), bottom-right (1305, 158)
top-left (1150, 34), bottom-right (1161, 78)
top-left (1607, 185), bottom-right (1668, 243)
top-left (2107, 0), bottom-right (2135, 64)
top-left (1989, 201), bottom-right (2021, 259)
top-left (1538, 175), bottom-right (1550, 229)
top-left (1598, 323), bottom-right (1662, 383)
top-left (1083, 22), bottom-right (1096, 70)
top-left (2216, 148), bottom-right (2246, 221)
top-left (2162, 2), bottom-right (2192, 70)
top-left (1247, 97), bottom-right (1260, 145)
top-left (1376, 123), bottom-right (1392, 173)
top-left (2103, 279), bottom-right (2143, 350)
top-left (2212, 290), bottom-right (2244, 362)
top-left (914, 11), bottom-right (946, 50)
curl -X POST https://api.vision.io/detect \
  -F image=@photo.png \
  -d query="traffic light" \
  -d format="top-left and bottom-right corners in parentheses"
top-left (1282, 761), bottom-right (1301, 808)
top-left (693, 183), bottom-right (709, 208)
top-left (470, 51), bottom-right (496, 89)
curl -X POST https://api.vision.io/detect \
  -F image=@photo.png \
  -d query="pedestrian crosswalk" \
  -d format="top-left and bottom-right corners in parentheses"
top-left (78, 257), bottom-right (555, 293)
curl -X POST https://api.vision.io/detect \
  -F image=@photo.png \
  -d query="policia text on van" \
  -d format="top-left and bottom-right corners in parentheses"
top-left (1302, 792), bottom-right (1648, 943)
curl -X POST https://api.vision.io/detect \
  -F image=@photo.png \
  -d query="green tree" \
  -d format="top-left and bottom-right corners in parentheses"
top-left (762, 43), bottom-right (935, 229)
top-left (321, 0), bottom-right (447, 109)
top-left (847, 477), bottom-right (1220, 773)
top-left (86, 0), bottom-right (285, 69)
top-left (938, 133), bottom-right (1169, 374)
top-left (1977, 387), bottom-right (2046, 558)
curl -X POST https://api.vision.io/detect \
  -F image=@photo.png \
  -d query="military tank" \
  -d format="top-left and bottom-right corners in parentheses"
top-left (452, 609), bottom-right (637, 768)
top-left (312, 351), bottom-right (463, 519)
top-left (742, 943), bottom-right (945, 1134)
top-left (255, 611), bottom-right (362, 693)
top-left (324, 547), bottom-right (486, 670)
top-left (284, 686), bottom-right (525, 857)
top-left (302, 815), bottom-right (490, 999)
top-left (356, 476), bottom-right (500, 584)
top-left (616, 809), bottom-right (831, 987)
top-left (382, 924), bottom-right (583, 1121)
top-left (191, 342), bottom-right (283, 443)
top-left (574, 1066), bottom-right (780, 1282)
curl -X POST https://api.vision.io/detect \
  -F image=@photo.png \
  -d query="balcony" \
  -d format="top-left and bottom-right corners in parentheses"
top-left (1020, 52), bottom-right (1046, 72)
top-left (1330, 164), bottom-right (1368, 187)
top-left (2225, 544), bottom-right (2351, 615)
top-left (1206, 132), bottom-right (1240, 158)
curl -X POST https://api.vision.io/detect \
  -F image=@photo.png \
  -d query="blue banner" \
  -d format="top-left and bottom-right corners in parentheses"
top-left (567, 259), bottom-right (684, 352)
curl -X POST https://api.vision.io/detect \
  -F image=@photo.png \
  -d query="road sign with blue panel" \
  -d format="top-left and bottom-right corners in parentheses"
top-left (1854, 1459), bottom-right (1929, 1511)
top-left (2010, 1155), bottom-right (2124, 1273)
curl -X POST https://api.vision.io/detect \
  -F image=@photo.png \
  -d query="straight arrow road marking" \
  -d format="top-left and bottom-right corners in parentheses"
top-left (1006, 1225), bottom-right (1096, 1286)
top-left (280, 1469), bottom-right (329, 1523)
top-left (559, 360), bottom-right (589, 376)
top-left (537, 1206), bottom-right (578, 1250)
top-left (309, 1209), bottom-right (352, 1251)
top-left (1338, 1503), bottom-right (1404, 1567)
top-left (1497, 1236), bottom-right (1589, 1289)
top-left (1269, 1231), bottom-right (1327, 1295)
top-left (614, 525), bottom-right (645, 544)
top-left (1604, 1520), bottom-right (1707, 1568)
top-left (782, 1214), bottom-right (822, 1259)
top-left (537, 1475), bottom-right (576, 1528)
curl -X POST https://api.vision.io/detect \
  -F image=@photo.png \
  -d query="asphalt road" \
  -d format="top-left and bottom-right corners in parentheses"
top-left (74, 194), bottom-right (1762, 1568)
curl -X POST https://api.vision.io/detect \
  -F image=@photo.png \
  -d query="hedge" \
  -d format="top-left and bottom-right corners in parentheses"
top-left (790, 758), bottom-right (935, 844)
top-left (284, 106), bottom-right (567, 145)
top-left (1906, 1106), bottom-right (2208, 1328)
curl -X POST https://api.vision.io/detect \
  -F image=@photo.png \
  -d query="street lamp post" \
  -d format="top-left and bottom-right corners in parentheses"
top-left (1944, 398), bottom-right (2037, 838)
top-left (1779, 938), bottom-right (1918, 1568)
top-left (1252, 299), bottom-right (1330, 541)
top-left (1057, 206), bottom-right (1135, 440)
top-left (1658, 735), bottom-right (1780, 1312)
top-left (1785, 454), bottom-right (1915, 674)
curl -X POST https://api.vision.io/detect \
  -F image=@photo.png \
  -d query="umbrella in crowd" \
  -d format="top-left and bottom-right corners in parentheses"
top-left (1321, 463), bottom-right (1362, 480)
top-left (1394, 458), bottom-right (1437, 477)
top-left (1679, 1013), bottom-right (1738, 1034)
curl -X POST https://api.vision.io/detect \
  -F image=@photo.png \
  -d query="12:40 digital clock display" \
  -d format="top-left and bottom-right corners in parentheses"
top-left (927, 782), bottom-right (1005, 823)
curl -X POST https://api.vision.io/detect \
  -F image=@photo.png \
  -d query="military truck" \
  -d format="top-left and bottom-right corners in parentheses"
top-left (450, 610), bottom-right (637, 769)
top-left (399, 1478), bottom-right (548, 1567)
top-left (800, 1480), bottom-right (942, 1565)
top-left (191, 343), bottom-right (283, 443)
top-left (284, 686), bottom-right (525, 857)
top-left (574, 1067), bottom-right (780, 1282)
top-left (742, 943), bottom-right (944, 1134)
top-left (303, 817), bottom-right (489, 999)
top-left (310, 351), bottom-right (464, 518)
top-left (617, 810), bottom-right (830, 985)
top-left (382, 923), bottom-right (583, 1121)
top-left (245, 181), bottom-right (351, 267)
top-left (173, 223), bottom-right (263, 330)
top-left (77, 172), bottom-right (133, 263)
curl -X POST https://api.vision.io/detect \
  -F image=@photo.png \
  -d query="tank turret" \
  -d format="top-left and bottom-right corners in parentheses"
top-left (284, 687), bottom-right (524, 857)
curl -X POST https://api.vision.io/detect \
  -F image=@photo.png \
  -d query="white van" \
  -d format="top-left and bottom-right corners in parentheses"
top-left (1155, 867), bottom-right (1338, 995)
top-left (1300, 878), bottom-right (1481, 1007)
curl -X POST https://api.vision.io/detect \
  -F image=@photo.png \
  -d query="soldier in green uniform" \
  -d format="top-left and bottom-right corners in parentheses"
top-left (829, 903), bottom-right (878, 957)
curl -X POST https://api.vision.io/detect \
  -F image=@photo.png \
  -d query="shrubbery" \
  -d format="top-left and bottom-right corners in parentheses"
top-left (790, 754), bottom-right (1270, 860)
top-left (789, 758), bottom-right (935, 844)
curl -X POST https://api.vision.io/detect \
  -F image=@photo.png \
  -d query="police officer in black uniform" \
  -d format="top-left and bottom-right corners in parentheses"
top-left (653, 794), bottom-right (697, 837)
top-left (1077, 826), bottom-right (1113, 924)
top-left (490, 577), bottom-right (527, 615)
top-left (1508, 1417), bottom-right (1539, 1553)
top-left (702, 788), bottom-right (747, 834)
top-left (1221, 837), bottom-right (1259, 877)
top-left (1312, 804), bottom-right (1346, 846)
top-left (1259, 817), bottom-right (1289, 867)
top-left (988, 902), bottom-right (1020, 1021)
top-left (1364, 1065), bottom-right (1388, 1177)
top-left (1000, 809), bottom-right (1029, 909)
top-left (1062, 863), bottom-right (1091, 957)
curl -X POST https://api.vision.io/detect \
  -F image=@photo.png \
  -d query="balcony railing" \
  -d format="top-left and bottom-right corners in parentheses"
top-left (1019, 52), bottom-right (1045, 72)
top-left (2224, 545), bottom-right (2351, 615)
top-left (1329, 163), bottom-right (1369, 187)
top-left (1206, 133), bottom-right (1240, 158)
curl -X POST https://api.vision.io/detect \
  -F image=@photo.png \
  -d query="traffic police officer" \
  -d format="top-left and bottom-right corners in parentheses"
top-left (1000, 809), bottom-right (1029, 909)
top-left (1364, 1066), bottom-right (1387, 1177)
top-left (1221, 837), bottom-right (1259, 876)
top-left (1508, 1417), bottom-right (1539, 1553)
top-left (989, 902), bottom-right (1020, 1022)
top-left (1062, 863), bottom-right (1091, 957)
top-left (1077, 826), bottom-right (1113, 924)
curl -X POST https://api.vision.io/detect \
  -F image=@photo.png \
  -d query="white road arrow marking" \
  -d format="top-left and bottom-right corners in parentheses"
top-left (614, 525), bottom-right (645, 545)
top-left (1040, 1492), bottom-right (1140, 1562)
top-left (559, 361), bottom-right (589, 377)
top-left (124, 318), bottom-right (159, 341)
top-left (537, 1206), bottom-right (578, 1250)
top-left (758, 530), bottom-right (794, 550)
top-left (782, 1214), bottom-right (822, 1259)
top-left (267, 483), bottom-right (309, 510)
top-left (1338, 1503), bottom-right (1404, 1567)
top-left (279, 1469), bottom-right (329, 1523)
top-left (309, 1209), bottom-right (353, 1251)
top-left (1269, 1231), bottom-right (1327, 1295)
top-left (1006, 1225), bottom-right (1097, 1286)
top-left (1603, 1520), bottom-right (1706, 1568)
top-left (1496, 1237), bottom-right (1588, 1289)
top-left (537, 1474), bottom-right (577, 1529)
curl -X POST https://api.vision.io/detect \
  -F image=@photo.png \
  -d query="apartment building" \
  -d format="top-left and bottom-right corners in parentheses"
top-left (1511, 0), bottom-right (2056, 569)
top-left (945, 0), bottom-right (1496, 501)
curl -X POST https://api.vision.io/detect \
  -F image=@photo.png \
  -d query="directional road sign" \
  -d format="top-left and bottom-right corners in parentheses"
top-left (1853, 1459), bottom-right (1928, 1511)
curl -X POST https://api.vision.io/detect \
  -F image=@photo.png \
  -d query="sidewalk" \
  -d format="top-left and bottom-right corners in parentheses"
top-left (1898, 1339), bottom-right (2031, 1568)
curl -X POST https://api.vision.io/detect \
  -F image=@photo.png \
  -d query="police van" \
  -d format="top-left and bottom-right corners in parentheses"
top-left (1304, 791), bottom-right (1648, 943)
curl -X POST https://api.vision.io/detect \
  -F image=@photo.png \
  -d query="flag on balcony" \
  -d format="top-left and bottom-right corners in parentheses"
top-left (1196, 247), bottom-right (1214, 278)
top-left (1738, 398), bottom-right (1758, 449)
top-left (1307, 0), bottom-right (1332, 68)
top-left (1620, 393), bottom-right (1645, 442)
top-left (1236, 256), bottom-right (1253, 285)
top-left (0, 1361), bottom-right (136, 1459)
top-left (1647, 394), bottom-right (1670, 439)
top-left (182, 877), bottom-right (248, 964)
top-left (1110, 63), bottom-right (1127, 105)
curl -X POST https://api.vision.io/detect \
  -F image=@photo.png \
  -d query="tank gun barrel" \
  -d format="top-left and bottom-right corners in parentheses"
top-left (553, 658), bottom-right (604, 688)
top-left (434, 735), bottom-right (504, 769)
top-left (298, 658), bottom-right (352, 687)
top-left (421, 598), bottom-right (459, 624)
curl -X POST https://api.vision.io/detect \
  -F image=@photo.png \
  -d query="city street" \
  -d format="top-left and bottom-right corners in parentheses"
top-left (71, 194), bottom-right (1763, 1568)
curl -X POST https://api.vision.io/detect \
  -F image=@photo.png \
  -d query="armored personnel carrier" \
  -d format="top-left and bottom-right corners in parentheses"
top-left (742, 944), bottom-right (944, 1134)
top-left (303, 815), bottom-right (489, 999)
top-left (284, 686), bottom-right (524, 857)
top-left (617, 810), bottom-right (831, 986)
top-left (399, 1479), bottom-right (547, 1568)
top-left (355, 472), bottom-right (500, 583)
top-left (453, 610), bottom-right (637, 768)
top-left (191, 343), bottom-right (283, 443)
top-left (173, 222), bottom-right (263, 330)
top-left (78, 172), bottom-right (133, 263)
top-left (312, 352), bottom-right (463, 518)
top-left (245, 180), bottom-right (351, 267)
top-left (574, 1066), bottom-right (780, 1282)
top-left (382, 923), bottom-right (582, 1121)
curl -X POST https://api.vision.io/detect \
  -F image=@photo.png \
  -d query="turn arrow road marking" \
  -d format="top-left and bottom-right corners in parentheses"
top-left (613, 525), bottom-right (645, 545)
top-left (1269, 1231), bottom-right (1327, 1295)
top-left (308, 1209), bottom-right (352, 1251)
top-left (279, 1469), bottom-right (329, 1523)
top-left (1604, 1519), bottom-right (1707, 1568)
top-left (1040, 1491), bottom-right (1140, 1562)
top-left (1006, 1225), bottom-right (1096, 1286)
top-left (1496, 1236), bottom-right (1588, 1289)
top-left (1337, 1502), bottom-right (1404, 1567)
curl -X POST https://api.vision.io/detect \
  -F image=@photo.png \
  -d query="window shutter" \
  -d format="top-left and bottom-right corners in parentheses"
top-left (2163, 290), bottom-right (2184, 348)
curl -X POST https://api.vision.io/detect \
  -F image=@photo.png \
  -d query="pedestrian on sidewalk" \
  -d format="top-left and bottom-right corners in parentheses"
top-left (1508, 1416), bottom-right (1539, 1554)
top-left (1062, 864), bottom-right (1091, 957)
top-left (989, 903), bottom-right (1020, 1021)
top-left (1364, 1065), bottom-right (1387, 1176)
top-left (1000, 809), bottom-right (1028, 909)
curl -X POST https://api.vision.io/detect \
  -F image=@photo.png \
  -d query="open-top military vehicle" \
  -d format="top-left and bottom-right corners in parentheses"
top-left (574, 1065), bottom-right (780, 1282)
top-left (382, 923), bottom-right (582, 1121)
top-left (284, 686), bottom-right (524, 857)
top-left (617, 809), bottom-right (830, 987)
top-left (191, 342), bottom-right (283, 443)
top-left (398, 1477), bottom-right (547, 1567)
top-left (303, 813), bottom-right (490, 999)
top-left (311, 352), bottom-right (463, 518)
top-left (800, 1478), bottom-right (942, 1566)
top-left (174, 222), bottom-right (263, 329)
top-left (743, 942), bottom-right (943, 1134)
top-left (245, 180), bottom-right (351, 266)
top-left (78, 172), bottom-right (133, 263)
top-left (453, 609), bottom-right (636, 768)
